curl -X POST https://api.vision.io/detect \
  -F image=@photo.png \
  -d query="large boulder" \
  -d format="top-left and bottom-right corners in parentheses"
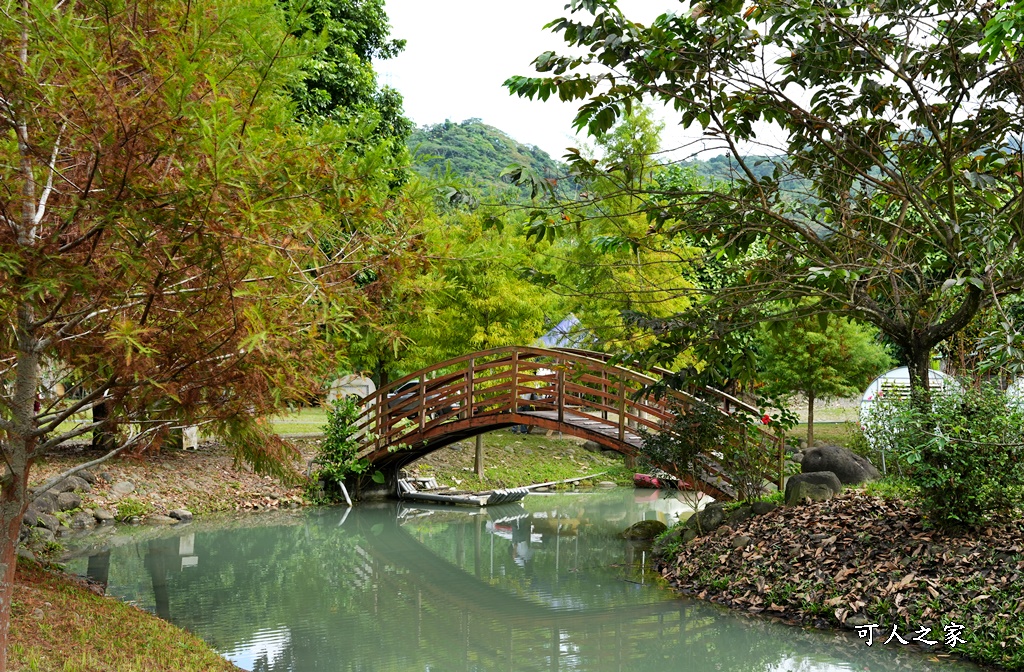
top-left (785, 471), bottom-right (843, 506)
top-left (801, 445), bottom-right (880, 485)
top-left (622, 519), bottom-right (668, 540)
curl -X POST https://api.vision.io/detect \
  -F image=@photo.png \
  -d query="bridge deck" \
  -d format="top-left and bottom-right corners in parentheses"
top-left (520, 409), bottom-right (644, 447)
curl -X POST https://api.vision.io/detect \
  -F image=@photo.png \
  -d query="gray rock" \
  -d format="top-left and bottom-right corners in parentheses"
top-left (845, 614), bottom-right (871, 628)
top-left (168, 509), bottom-right (193, 522)
top-left (730, 535), bottom-right (752, 550)
top-left (32, 493), bottom-right (57, 514)
top-left (36, 513), bottom-right (61, 531)
top-left (582, 441), bottom-right (603, 453)
top-left (785, 471), bottom-right (843, 506)
top-left (55, 475), bottom-right (91, 494)
top-left (686, 503), bottom-right (726, 533)
top-left (751, 501), bottom-right (778, 516)
top-left (596, 481), bottom-right (617, 489)
top-left (33, 528), bottom-right (56, 544)
top-left (111, 481), bottom-right (135, 496)
top-left (77, 469), bottom-right (96, 484)
top-left (17, 547), bottom-right (36, 561)
top-left (146, 515), bottom-right (178, 525)
top-left (786, 471), bottom-right (843, 499)
top-left (622, 519), bottom-right (668, 540)
top-left (56, 492), bottom-right (81, 512)
top-left (801, 445), bottom-right (880, 485)
top-left (93, 508), bottom-right (115, 523)
top-left (70, 511), bottom-right (96, 529)
top-left (791, 451), bottom-right (804, 464)
top-left (22, 507), bottom-right (38, 528)
top-left (725, 505), bottom-right (754, 528)
top-left (786, 481), bottom-right (835, 505)
top-left (98, 472), bottom-right (114, 482)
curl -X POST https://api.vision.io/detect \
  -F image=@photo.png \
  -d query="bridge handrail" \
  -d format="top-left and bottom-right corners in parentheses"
top-left (352, 345), bottom-right (785, 498)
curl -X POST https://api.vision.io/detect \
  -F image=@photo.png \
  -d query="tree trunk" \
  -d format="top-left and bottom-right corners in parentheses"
top-left (0, 470), bottom-right (30, 672)
top-left (92, 400), bottom-right (116, 452)
top-left (806, 388), bottom-right (815, 447)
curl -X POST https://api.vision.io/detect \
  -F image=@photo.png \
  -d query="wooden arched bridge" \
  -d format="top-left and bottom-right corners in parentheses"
top-left (353, 347), bottom-right (784, 500)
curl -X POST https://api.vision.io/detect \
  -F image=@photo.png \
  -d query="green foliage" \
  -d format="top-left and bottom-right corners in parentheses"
top-left (308, 397), bottom-right (371, 502)
top-left (287, 0), bottom-right (412, 152)
top-left (863, 476), bottom-right (920, 502)
top-left (757, 314), bottom-right (892, 443)
top-left (408, 119), bottom-right (569, 197)
top-left (864, 386), bottom-right (1024, 529)
top-left (114, 498), bottom-right (153, 522)
top-left (508, 0), bottom-right (1024, 400)
top-left (640, 404), bottom-right (777, 502)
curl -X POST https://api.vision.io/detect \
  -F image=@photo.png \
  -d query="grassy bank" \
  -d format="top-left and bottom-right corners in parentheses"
top-left (410, 428), bottom-right (634, 489)
top-left (656, 490), bottom-right (1024, 671)
top-left (10, 559), bottom-right (241, 672)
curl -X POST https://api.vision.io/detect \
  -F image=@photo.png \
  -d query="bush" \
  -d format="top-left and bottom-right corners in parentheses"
top-left (863, 385), bottom-right (1024, 529)
top-left (307, 397), bottom-right (376, 503)
top-left (640, 403), bottom-right (778, 502)
top-left (114, 497), bottom-right (152, 522)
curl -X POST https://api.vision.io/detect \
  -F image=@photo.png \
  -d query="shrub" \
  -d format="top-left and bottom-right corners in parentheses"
top-left (307, 397), bottom-right (378, 503)
top-left (640, 403), bottom-right (778, 502)
top-left (114, 497), bottom-right (152, 522)
top-left (863, 384), bottom-right (1024, 529)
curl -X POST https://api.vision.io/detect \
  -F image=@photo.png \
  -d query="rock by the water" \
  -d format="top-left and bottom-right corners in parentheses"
top-left (110, 481), bottom-right (135, 496)
top-left (55, 475), bottom-right (91, 493)
top-left (32, 493), bottom-right (57, 514)
top-left (147, 515), bottom-right (178, 525)
top-left (33, 528), bottom-right (56, 544)
top-left (596, 481), bottom-right (617, 489)
top-left (801, 445), bottom-right (880, 485)
top-left (168, 509), bottom-right (193, 522)
top-left (70, 511), bottom-right (96, 529)
top-left (56, 492), bottom-right (81, 512)
top-left (93, 508), bottom-right (115, 523)
top-left (785, 471), bottom-right (843, 506)
top-left (36, 513), bottom-right (61, 531)
top-left (686, 503), bottom-right (727, 533)
top-left (622, 519), bottom-right (668, 540)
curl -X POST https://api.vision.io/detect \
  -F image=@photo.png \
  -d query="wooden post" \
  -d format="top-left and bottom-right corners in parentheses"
top-left (777, 429), bottom-right (786, 492)
top-left (465, 357), bottom-right (475, 420)
top-left (618, 379), bottom-right (626, 442)
top-left (418, 378), bottom-right (426, 431)
top-left (557, 365), bottom-right (565, 424)
top-left (511, 350), bottom-right (519, 411)
top-left (475, 434), bottom-right (484, 479)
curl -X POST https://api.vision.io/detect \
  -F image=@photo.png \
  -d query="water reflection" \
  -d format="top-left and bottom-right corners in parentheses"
top-left (65, 490), bottom-right (981, 672)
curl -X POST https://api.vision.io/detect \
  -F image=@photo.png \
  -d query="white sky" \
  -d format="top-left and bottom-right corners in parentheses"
top-left (379, 1), bottom-right (701, 162)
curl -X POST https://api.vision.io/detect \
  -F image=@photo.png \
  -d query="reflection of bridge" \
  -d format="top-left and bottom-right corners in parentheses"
top-left (354, 347), bottom-right (783, 499)
top-left (356, 508), bottom-right (682, 629)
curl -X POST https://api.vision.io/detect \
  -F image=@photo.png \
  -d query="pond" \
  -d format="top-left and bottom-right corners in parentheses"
top-left (64, 489), bottom-right (982, 671)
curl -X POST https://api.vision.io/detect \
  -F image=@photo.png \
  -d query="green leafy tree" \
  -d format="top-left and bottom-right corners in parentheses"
top-left (287, 0), bottom-right (411, 159)
top-left (506, 0), bottom-right (1024, 402)
top-left (0, 1), bottom-right (371, 663)
top-left (756, 316), bottom-right (892, 444)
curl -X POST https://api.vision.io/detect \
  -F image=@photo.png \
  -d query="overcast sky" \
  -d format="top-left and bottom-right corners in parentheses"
top-left (379, 1), bottom-right (695, 161)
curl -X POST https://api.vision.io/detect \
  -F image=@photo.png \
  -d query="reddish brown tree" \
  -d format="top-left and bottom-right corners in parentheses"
top-left (0, 1), bottom-right (402, 665)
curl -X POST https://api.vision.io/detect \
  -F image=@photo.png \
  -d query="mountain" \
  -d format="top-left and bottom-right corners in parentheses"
top-left (407, 118), bottom-right (567, 195)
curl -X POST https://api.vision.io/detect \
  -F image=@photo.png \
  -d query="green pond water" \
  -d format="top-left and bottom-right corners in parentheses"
top-left (64, 490), bottom-right (983, 671)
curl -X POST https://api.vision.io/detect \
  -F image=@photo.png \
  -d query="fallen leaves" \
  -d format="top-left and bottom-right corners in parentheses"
top-left (656, 492), bottom-right (1024, 668)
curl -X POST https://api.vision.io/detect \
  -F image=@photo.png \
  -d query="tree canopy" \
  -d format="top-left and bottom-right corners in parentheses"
top-left (506, 0), bottom-right (1024, 395)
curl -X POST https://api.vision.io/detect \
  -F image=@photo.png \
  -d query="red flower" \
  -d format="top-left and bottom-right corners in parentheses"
top-left (761, 413), bottom-right (771, 425)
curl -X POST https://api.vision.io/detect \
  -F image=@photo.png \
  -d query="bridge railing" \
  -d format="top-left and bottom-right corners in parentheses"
top-left (352, 347), bottom-right (784, 495)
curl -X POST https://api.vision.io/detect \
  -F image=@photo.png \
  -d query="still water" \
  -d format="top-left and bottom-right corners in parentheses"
top-left (65, 490), bottom-right (981, 672)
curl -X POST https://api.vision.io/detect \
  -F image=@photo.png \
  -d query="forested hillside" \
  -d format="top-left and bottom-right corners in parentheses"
top-left (407, 118), bottom-right (566, 193)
